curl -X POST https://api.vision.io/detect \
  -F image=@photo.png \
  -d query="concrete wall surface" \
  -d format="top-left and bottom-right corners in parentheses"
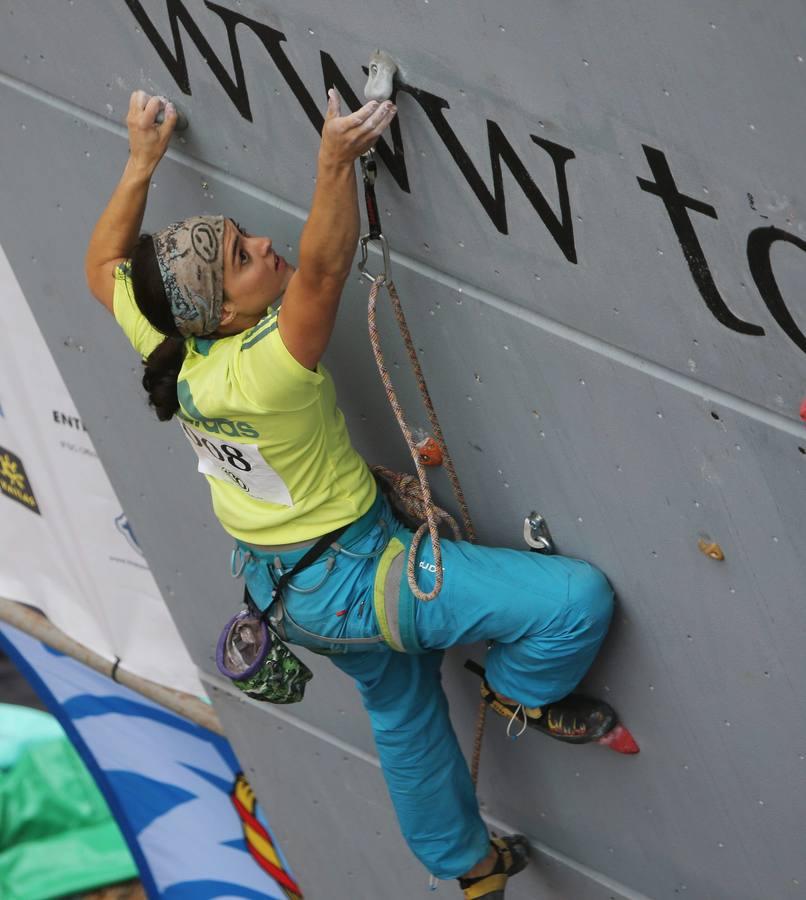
top-left (1, 2), bottom-right (804, 897)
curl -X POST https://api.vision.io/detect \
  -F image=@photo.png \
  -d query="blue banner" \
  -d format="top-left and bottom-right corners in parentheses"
top-left (0, 623), bottom-right (302, 899)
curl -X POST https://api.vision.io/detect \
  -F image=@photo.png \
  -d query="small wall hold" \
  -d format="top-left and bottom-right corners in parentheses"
top-left (155, 99), bottom-right (189, 131)
top-left (698, 538), bottom-right (725, 561)
top-left (415, 435), bottom-right (443, 466)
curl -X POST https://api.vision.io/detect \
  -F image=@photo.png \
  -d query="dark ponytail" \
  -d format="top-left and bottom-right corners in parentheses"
top-left (130, 234), bottom-right (185, 421)
top-left (141, 336), bottom-right (185, 421)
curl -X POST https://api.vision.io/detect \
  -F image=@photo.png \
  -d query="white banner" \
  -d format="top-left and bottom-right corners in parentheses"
top-left (0, 244), bottom-right (202, 697)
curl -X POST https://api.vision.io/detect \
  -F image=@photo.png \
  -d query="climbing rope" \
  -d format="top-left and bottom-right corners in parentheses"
top-left (370, 465), bottom-right (462, 540)
top-left (359, 120), bottom-right (488, 778)
top-left (367, 276), bottom-right (477, 598)
top-left (365, 274), bottom-right (489, 783)
top-left (470, 696), bottom-right (489, 787)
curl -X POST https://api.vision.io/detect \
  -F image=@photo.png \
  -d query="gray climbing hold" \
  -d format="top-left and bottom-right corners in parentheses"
top-left (155, 100), bottom-right (188, 132)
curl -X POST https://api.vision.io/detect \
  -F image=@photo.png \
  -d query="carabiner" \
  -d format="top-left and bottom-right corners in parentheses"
top-left (523, 511), bottom-right (555, 554)
top-left (230, 545), bottom-right (252, 578)
top-left (359, 232), bottom-right (392, 285)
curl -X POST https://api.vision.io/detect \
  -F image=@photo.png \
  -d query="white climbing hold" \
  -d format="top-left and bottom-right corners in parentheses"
top-left (364, 50), bottom-right (399, 102)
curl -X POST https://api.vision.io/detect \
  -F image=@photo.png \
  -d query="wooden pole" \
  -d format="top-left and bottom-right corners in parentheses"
top-left (0, 597), bottom-right (223, 736)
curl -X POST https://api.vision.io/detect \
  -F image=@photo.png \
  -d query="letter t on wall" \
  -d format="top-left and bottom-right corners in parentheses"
top-left (637, 146), bottom-right (764, 337)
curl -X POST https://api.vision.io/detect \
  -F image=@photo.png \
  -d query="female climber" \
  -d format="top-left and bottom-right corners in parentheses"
top-left (86, 89), bottom-right (621, 899)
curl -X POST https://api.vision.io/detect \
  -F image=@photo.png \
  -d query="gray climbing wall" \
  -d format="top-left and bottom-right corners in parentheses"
top-left (2, 1), bottom-right (805, 897)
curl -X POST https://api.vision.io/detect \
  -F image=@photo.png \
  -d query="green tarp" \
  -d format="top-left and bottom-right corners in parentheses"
top-left (0, 705), bottom-right (63, 770)
top-left (0, 706), bottom-right (137, 900)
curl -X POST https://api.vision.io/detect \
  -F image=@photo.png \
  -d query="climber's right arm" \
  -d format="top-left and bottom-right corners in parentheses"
top-left (85, 91), bottom-right (176, 312)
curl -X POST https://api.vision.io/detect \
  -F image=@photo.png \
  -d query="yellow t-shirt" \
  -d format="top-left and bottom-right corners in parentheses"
top-left (112, 262), bottom-right (376, 543)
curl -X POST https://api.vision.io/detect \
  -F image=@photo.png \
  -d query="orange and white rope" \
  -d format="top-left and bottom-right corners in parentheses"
top-left (366, 274), bottom-right (487, 783)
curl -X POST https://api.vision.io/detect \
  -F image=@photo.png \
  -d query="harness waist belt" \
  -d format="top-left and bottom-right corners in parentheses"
top-left (240, 486), bottom-right (382, 567)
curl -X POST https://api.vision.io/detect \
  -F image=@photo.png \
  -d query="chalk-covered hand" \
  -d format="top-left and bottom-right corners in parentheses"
top-left (319, 88), bottom-right (396, 166)
top-left (126, 90), bottom-right (177, 174)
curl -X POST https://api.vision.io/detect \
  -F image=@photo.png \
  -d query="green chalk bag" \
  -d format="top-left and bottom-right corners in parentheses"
top-left (219, 524), bottom-right (351, 702)
top-left (216, 607), bottom-right (313, 704)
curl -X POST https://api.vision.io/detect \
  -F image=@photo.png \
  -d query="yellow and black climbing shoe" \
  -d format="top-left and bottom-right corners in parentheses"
top-left (465, 660), bottom-right (640, 753)
top-left (528, 693), bottom-right (615, 743)
top-left (465, 659), bottom-right (637, 751)
top-left (458, 834), bottom-right (530, 899)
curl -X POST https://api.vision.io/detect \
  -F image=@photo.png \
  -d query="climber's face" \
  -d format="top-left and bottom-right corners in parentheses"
top-left (218, 218), bottom-right (295, 331)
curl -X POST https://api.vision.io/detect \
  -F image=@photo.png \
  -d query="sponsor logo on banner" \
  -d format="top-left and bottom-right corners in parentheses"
top-left (115, 513), bottom-right (144, 557)
top-left (232, 773), bottom-right (302, 900)
top-left (0, 446), bottom-right (40, 514)
top-left (52, 410), bottom-right (88, 432)
top-left (109, 512), bottom-right (149, 570)
top-left (52, 409), bottom-right (97, 457)
top-left (58, 440), bottom-right (97, 458)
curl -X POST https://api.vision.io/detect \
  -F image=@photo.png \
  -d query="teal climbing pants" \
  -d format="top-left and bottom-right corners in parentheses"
top-left (237, 490), bottom-right (613, 880)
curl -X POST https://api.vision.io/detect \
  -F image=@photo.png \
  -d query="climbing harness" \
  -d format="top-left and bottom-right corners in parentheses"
top-left (218, 524), bottom-right (353, 700)
top-left (263, 518), bottom-right (390, 650)
top-left (229, 497), bottom-right (407, 657)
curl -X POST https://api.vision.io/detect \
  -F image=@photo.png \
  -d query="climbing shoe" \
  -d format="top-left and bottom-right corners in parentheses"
top-left (488, 683), bottom-right (614, 743)
top-left (458, 834), bottom-right (530, 899)
top-left (465, 659), bottom-right (639, 752)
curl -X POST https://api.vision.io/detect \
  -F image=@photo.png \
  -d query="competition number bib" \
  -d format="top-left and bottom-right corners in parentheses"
top-left (178, 422), bottom-right (292, 506)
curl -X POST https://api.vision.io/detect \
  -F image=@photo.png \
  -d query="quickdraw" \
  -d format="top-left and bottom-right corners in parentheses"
top-left (358, 149), bottom-right (392, 285)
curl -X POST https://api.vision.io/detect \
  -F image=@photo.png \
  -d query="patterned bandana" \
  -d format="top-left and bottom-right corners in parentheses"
top-left (152, 215), bottom-right (225, 337)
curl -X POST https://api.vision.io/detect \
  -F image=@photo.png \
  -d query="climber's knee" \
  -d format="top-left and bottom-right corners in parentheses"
top-left (568, 562), bottom-right (614, 639)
